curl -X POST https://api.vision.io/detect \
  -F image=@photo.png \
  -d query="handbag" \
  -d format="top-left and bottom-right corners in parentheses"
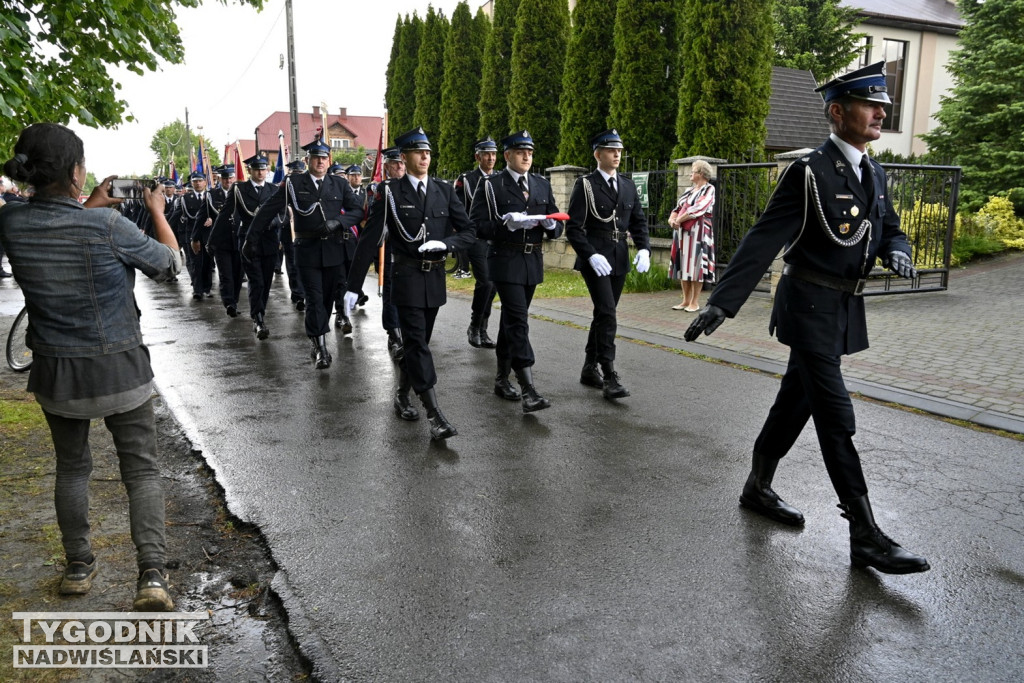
top-left (671, 206), bottom-right (697, 232)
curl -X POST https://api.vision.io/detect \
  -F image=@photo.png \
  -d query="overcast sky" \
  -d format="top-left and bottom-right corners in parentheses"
top-left (72, 0), bottom-right (466, 178)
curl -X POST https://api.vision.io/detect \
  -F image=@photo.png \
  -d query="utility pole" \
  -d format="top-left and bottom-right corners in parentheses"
top-left (286, 0), bottom-right (300, 161)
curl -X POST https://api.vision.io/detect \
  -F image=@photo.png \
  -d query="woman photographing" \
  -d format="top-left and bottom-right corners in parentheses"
top-left (0, 123), bottom-right (180, 610)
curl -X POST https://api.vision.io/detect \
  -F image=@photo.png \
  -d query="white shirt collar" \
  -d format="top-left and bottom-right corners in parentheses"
top-left (406, 175), bottom-right (427, 192)
top-left (597, 168), bottom-right (617, 183)
top-left (506, 168), bottom-right (526, 184)
top-left (830, 133), bottom-right (868, 174)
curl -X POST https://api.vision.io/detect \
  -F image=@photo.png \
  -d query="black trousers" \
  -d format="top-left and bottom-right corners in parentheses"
top-left (214, 247), bottom-right (243, 307)
top-left (279, 232), bottom-right (304, 304)
top-left (753, 348), bottom-right (868, 500)
top-left (189, 243), bottom-right (215, 296)
top-left (396, 305), bottom-right (439, 394)
top-left (298, 263), bottom-right (342, 337)
top-left (468, 239), bottom-right (496, 320)
top-left (244, 251), bottom-right (278, 318)
top-left (493, 281), bottom-right (536, 370)
top-left (580, 267), bottom-right (626, 364)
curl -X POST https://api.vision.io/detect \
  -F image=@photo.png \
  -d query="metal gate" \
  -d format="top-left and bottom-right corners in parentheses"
top-left (714, 161), bottom-right (961, 295)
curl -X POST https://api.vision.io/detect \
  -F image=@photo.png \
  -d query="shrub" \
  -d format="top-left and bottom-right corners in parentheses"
top-left (977, 196), bottom-right (1024, 250)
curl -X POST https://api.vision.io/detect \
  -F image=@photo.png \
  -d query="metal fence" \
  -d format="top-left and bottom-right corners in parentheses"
top-left (714, 161), bottom-right (961, 295)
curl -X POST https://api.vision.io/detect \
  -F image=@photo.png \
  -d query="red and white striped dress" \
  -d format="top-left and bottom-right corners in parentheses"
top-left (669, 183), bottom-right (715, 283)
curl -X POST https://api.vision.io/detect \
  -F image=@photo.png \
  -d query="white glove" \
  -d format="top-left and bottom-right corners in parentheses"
top-left (540, 218), bottom-right (557, 230)
top-left (633, 249), bottom-right (650, 273)
top-left (418, 240), bottom-right (448, 253)
top-left (588, 253), bottom-right (612, 277)
top-left (343, 291), bottom-right (360, 311)
top-left (501, 212), bottom-right (534, 231)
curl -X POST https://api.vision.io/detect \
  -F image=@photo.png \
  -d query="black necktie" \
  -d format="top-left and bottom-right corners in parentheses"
top-left (859, 155), bottom-right (873, 200)
top-left (417, 181), bottom-right (426, 204)
top-left (518, 176), bottom-right (529, 200)
top-left (608, 176), bottom-right (617, 196)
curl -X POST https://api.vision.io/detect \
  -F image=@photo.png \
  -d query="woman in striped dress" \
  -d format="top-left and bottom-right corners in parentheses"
top-left (669, 159), bottom-right (716, 312)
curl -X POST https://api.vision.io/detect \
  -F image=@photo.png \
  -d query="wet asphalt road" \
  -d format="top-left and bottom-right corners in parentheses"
top-left (135, 275), bottom-right (1023, 682)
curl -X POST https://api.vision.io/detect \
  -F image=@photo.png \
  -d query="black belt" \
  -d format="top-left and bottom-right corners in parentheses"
top-left (593, 229), bottom-right (627, 241)
top-left (393, 252), bottom-right (447, 272)
top-left (294, 230), bottom-right (352, 240)
top-left (491, 241), bottom-right (542, 254)
top-left (783, 264), bottom-right (866, 295)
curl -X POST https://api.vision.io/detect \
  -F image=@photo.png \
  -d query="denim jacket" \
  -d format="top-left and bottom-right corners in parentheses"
top-left (0, 196), bottom-right (180, 357)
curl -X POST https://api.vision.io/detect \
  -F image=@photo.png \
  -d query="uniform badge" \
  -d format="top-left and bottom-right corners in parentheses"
top-left (839, 222), bottom-right (851, 234)
top-left (835, 159), bottom-right (846, 171)
top-left (850, 206), bottom-right (860, 217)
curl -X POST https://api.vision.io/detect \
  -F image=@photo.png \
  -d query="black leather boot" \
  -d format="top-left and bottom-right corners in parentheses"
top-left (739, 452), bottom-right (805, 526)
top-left (336, 315), bottom-right (353, 334)
top-left (309, 336), bottom-right (319, 362)
top-left (313, 334), bottom-right (331, 370)
top-left (386, 328), bottom-right (405, 363)
top-left (467, 314), bottom-right (483, 348)
top-left (253, 312), bottom-right (269, 340)
top-left (418, 388), bottom-right (457, 440)
top-left (838, 494), bottom-right (930, 574)
top-left (579, 357), bottom-right (603, 389)
top-left (478, 316), bottom-right (496, 349)
top-left (393, 370), bottom-right (420, 421)
top-left (494, 359), bottom-right (521, 400)
top-left (600, 362), bottom-right (630, 399)
top-left (516, 367), bottom-right (551, 413)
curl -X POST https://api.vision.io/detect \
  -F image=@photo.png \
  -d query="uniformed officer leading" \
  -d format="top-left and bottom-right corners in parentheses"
top-left (565, 129), bottom-right (651, 399)
top-left (455, 137), bottom-right (499, 349)
top-left (470, 130), bottom-right (563, 412)
top-left (684, 61), bottom-right (928, 575)
top-left (344, 127), bottom-right (476, 440)
top-left (246, 136), bottom-right (364, 369)
top-left (181, 171), bottom-right (216, 299)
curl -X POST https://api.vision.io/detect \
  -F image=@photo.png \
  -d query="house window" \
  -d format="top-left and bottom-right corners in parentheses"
top-left (858, 36), bottom-right (873, 69)
top-left (330, 138), bottom-right (350, 149)
top-left (881, 39), bottom-right (907, 132)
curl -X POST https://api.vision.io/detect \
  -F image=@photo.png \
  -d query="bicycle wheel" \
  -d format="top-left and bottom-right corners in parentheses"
top-left (6, 306), bottom-right (32, 372)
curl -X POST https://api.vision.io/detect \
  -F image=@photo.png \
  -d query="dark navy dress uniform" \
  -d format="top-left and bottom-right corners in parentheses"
top-left (207, 166), bottom-right (241, 313)
top-left (687, 61), bottom-right (929, 575)
top-left (247, 155), bottom-right (364, 349)
top-left (471, 168), bottom-right (562, 373)
top-left (349, 174), bottom-right (476, 394)
top-left (211, 158), bottom-right (283, 335)
top-left (180, 175), bottom-right (217, 297)
top-left (280, 160), bottom-right (307, 309)
top-left (565, 148), bottom-right (649, 368)
top-left (454, 139), bottom-right (499, 347)
top-left (707, 136), bottom-right (907, 499)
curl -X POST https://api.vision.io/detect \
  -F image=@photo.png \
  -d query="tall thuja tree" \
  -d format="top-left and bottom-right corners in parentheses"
top-left (477, 0), bottom-right (520, 140)
top-left (773, 0), bottom-right (864, 81)
top-left (508, 0), bottom-right (568, 169)
top-left (389, 13), bottom-right (422, 141)
top-left (557, 0), bottom-right (619, 167)
top-left (675, 0), bottom-right (773, 160)
top-left (608, 0), bottom-right (680, 165)
top-left (438, 2), bottom-right (487, 176)
top-left (922, 0), bottom-right (1024, 211)
top-left (414, 6), bottom-right (450, 167)
top-left (384, 16), bottom-right (403, 127)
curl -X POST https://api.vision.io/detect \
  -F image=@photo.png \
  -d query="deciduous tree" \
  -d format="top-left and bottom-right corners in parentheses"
top-left (0, 0), bottom-right (264, 152)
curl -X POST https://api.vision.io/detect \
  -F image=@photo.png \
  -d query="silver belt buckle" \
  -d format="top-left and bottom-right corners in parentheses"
top-left (523, 243), bottom-right (534, 254)
top-left (853, 279), bottom-right (866, 295)
top-left (420, 259), bottom-right (432, 272)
